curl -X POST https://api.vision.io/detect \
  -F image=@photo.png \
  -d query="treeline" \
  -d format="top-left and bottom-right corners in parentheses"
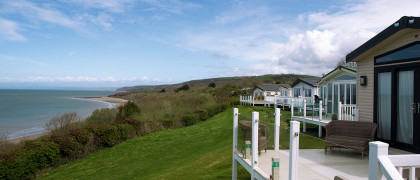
top-left (0, 83), bottom-right (246, 179)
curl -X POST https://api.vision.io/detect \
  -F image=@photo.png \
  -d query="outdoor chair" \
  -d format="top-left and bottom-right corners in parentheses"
top-left (325, 120), bottom-right (377, 157)
top-left (238, 120), bottom-right (267, 155)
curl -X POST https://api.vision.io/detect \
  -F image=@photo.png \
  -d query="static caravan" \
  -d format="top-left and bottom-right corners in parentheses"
top-left (317, 66), bottom-right (357, 115)
top-left (346, 16), bottom-right (420, 152)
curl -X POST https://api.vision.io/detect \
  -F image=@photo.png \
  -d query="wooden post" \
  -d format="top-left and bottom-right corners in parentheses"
top-left (369, 141), bottom-right (388, 180)
top-left (232, 108), bottom-right (238, 180)
top-left (275, 108), bottom-right (280, 152)
top-left (289, 121), bottom-right (300, 180)
top-left (338, 101), bottom-right (342, 120)
top-left (251, 112), bottom-right (259, 180)
top-left (318, 100), bottom-right (322, 137)
top-left (272, 157), bottom-right (280, 180)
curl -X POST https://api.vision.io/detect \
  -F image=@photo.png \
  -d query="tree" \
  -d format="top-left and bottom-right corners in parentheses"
top-left (208, 82), bottom-right (216, 88)
top-left (174, 84), bottom-right (189, 92)
top-left (159, 89), bottom-right (166, 93)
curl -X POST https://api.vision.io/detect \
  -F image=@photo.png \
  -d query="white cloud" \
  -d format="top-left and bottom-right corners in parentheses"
top-left (68, 51), bottom-right (76, 56)
top-left (0, 18), bottom-right (25, 41)
top-left (180, 0), bottom-right (420, 77)
top-left (62, 0), bottom-right (134, 13)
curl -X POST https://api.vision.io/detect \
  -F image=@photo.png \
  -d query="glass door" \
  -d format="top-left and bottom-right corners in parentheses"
top-left (396, 70), bottom-right (414, 145)
top-left (377, 72), bottom-right (392, 140)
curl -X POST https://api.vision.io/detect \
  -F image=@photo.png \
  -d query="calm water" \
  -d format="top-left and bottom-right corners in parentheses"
top-left (0, 89), bottom-right (115, 139)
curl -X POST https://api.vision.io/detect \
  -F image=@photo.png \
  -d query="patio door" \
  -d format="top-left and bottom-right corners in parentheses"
top-left (375, 66), bottom-right (420, 151)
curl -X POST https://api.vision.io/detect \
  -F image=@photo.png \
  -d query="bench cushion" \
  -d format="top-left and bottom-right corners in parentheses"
top-left (325, 135), bottom-right (370, 152)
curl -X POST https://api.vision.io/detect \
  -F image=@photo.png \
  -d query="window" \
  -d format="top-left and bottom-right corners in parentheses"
top-left (304, 89), bottom-right (312, 97)
top-left (293, 88), bottom-right (300, 97)
top-left (340, 84), bottom-right (345, 104)
top-left (346, 84), bottom-right (351, 104)
top-left (280, 89), bottom-right (284, 96)
top-left (351, 84), bottom-right (356, 105)
top-left (375, 43), bottom-right (420, 64)
top-left (267, 92), bottom-right (271, 96)
top-left (285, 91), bottom-right (288, 96)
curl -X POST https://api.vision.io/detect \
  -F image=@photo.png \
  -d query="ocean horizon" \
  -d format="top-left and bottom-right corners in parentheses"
top-left (0, 89), bottom-right (116, 140)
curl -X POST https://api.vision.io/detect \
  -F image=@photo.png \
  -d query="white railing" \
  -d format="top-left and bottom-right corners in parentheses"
top-left (338, 102), bottom-right (357, 121)
top-left (276, 96), bottom-right (293, 109)
top-left (264, 95), bottom-right (277, 107)
top-left (239, 95), bottom-right (254, 106)
top-left (369, 141), bottom-right (420, 180)
top-left (232, 108), bottom-right (300, 180)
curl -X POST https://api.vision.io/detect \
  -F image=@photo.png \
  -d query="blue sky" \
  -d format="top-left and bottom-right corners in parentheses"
top-left (0, 0), bottom-right (419, 89)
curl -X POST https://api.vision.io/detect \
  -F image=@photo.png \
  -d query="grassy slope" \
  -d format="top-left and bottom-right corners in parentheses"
top-left (39, 106), bottom-right (324, 180)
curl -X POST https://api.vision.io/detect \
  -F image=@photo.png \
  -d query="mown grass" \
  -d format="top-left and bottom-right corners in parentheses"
top-left (39, 106), bottom-right (324, 180)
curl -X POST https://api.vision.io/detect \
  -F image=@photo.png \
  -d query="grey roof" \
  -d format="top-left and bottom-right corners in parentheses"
top-left (291, 78), bottom-right (320, 87)
top-left (279, 84), bottom-right (291, 89)
top-left (255, 84), bottom-right (280, 91)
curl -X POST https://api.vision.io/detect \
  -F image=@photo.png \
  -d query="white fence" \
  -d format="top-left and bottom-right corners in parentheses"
top-left (338, 103), bottom-right (357, 121)
top-left (239, 96), bottom-right (254, 106)
top-left (369, 141), bottom-right (420, 180)
top-left (232, 108), bottom-right (300, 180)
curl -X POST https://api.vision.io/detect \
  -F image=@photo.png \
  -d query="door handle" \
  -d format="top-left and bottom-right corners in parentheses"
top-left (418, 103), bottom-right (420, 114)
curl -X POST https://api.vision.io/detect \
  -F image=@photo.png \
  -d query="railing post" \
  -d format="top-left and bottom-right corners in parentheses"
top-left (291, 99), bottom-right (294, 117)
top-left (232, 108), bottom-right (238, 180)
top-left (289, 121), bottom-right (300, 180)
top-left (338, 102), bottom-right (342, 120)
top-left (354, 108), bottom-right (359, 121)
top-left (272, 157), bottom-right (280, 180)
top-left (251, 112), bottom-right (259, 180)
top-left (319, 100), bottom-right (322, 137)
top-left (303, 99), bottom-right (306, 119)
top-left (275, 108), bottom-right (280, 152)
top-left (369, 141), bottom-right (388, 180)
top-left (252, 96), bottom-right (254, 106)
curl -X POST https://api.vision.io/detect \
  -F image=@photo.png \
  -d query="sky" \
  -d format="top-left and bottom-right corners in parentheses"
top-left (0, 0), bottom-right (419, 89)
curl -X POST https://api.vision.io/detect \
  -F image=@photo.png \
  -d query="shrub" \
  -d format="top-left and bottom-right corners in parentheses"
top-left (69, 128), bottom-right (90, 145)
top-left (182, 114), bottom-right (199, 126)
top-left (159, 89), bottom-right (166, 93)
top-left (208, 82), bottom-right (216, 88)
top-left (50, 135), bottom-right (78, 158)
top-left (45, 112), bottom-right (81, 132)
top-left (159, 118), bottom-right (174, 128)
top-left (116, 124), bottom-right (134, 141)
top-left (116, 101), bottom-right (141, 122)
top-left (86, 108), bottom-right (117, 125)
top-left (89, 125), bottom-right (119, 147)
top-left (0, 140), bottom-right (60, 179)
top-left (194, 109), bottom-right (208, 121)
top-left (206, 105), bottom-right (221, 117)
top-left (175, 84), bottom-right (189, 92)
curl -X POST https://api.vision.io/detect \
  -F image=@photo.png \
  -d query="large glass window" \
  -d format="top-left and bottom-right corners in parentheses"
top-left (351, 84), bottom-right (356, 105)
top-left (285, 91), bottom-right (288, 96)
top-left (346, 84), bottom-right (351, 104)
top-left (327, 83), bottom-right (332, 114)
top-left (376, 43), bottom-right (420, 64)
top-left (340, 84), bottom-right (345, 104)
top-left (377, 72), bottom-right (392, 140)
top-left (333, 84), bottom-right (338, 113)
top-left (397, 71), bottom-right (414, 144)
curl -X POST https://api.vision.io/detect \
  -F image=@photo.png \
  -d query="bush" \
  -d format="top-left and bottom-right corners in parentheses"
top-left (86, 108), bottom-right (117, 125)
top-left (69, 128), bottom-right (90, 145)
top-left (208, 82), bottom-right (216, 88)
top-left (159, 89), bottom-right (166, 93)
top-left (182, 114), bottom-right (199, 126)
top-left (159, 118), bottom-right (174, 128)
top-left (89, 125), bottom-right (119, 147)
top-left (175, 84), bottom-right (189, 92)
top-left (194, 109), bottom-right (208, 121)
top-left (45, 112), bottom-right (81, 132)
top-left (116, 124), bottom-right (134, 141)
top-left (0, 140), bottom-right (60, 179)
top-left (116, 101), bottom-right (141, 122)
top-left (50, 135), bottom-right (78, 158)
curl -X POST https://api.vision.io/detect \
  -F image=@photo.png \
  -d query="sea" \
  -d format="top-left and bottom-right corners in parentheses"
top-left (0, 89), bottom-right (116, 140)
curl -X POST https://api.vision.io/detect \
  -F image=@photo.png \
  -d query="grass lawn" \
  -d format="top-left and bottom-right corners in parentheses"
top-left (39, 106), bottom-right (324, 180)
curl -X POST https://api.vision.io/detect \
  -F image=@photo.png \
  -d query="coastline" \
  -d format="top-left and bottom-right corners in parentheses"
top-left (5, 96), bottom-right (128, 144)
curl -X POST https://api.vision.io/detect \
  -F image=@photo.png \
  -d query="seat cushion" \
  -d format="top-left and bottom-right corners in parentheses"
top-left (325, 135), bottom-right (370, 152)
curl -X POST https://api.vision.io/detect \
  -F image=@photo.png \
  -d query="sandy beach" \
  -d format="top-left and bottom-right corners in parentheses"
top-left (5, 97), bottom-right (128, 144)
top-left (88, 97), bottom-right (128, 107)
top-left (6, 132), bottom-right (49, 144)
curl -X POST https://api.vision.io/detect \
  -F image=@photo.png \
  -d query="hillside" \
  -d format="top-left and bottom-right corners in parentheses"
top-left (39, 106), bottom-right (324, 179)
top-left (116, 74), bottom-right (318, 92)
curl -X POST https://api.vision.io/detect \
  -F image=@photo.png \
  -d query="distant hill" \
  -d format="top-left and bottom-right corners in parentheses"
top-left (116, 74), bottom-right (318, 92)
